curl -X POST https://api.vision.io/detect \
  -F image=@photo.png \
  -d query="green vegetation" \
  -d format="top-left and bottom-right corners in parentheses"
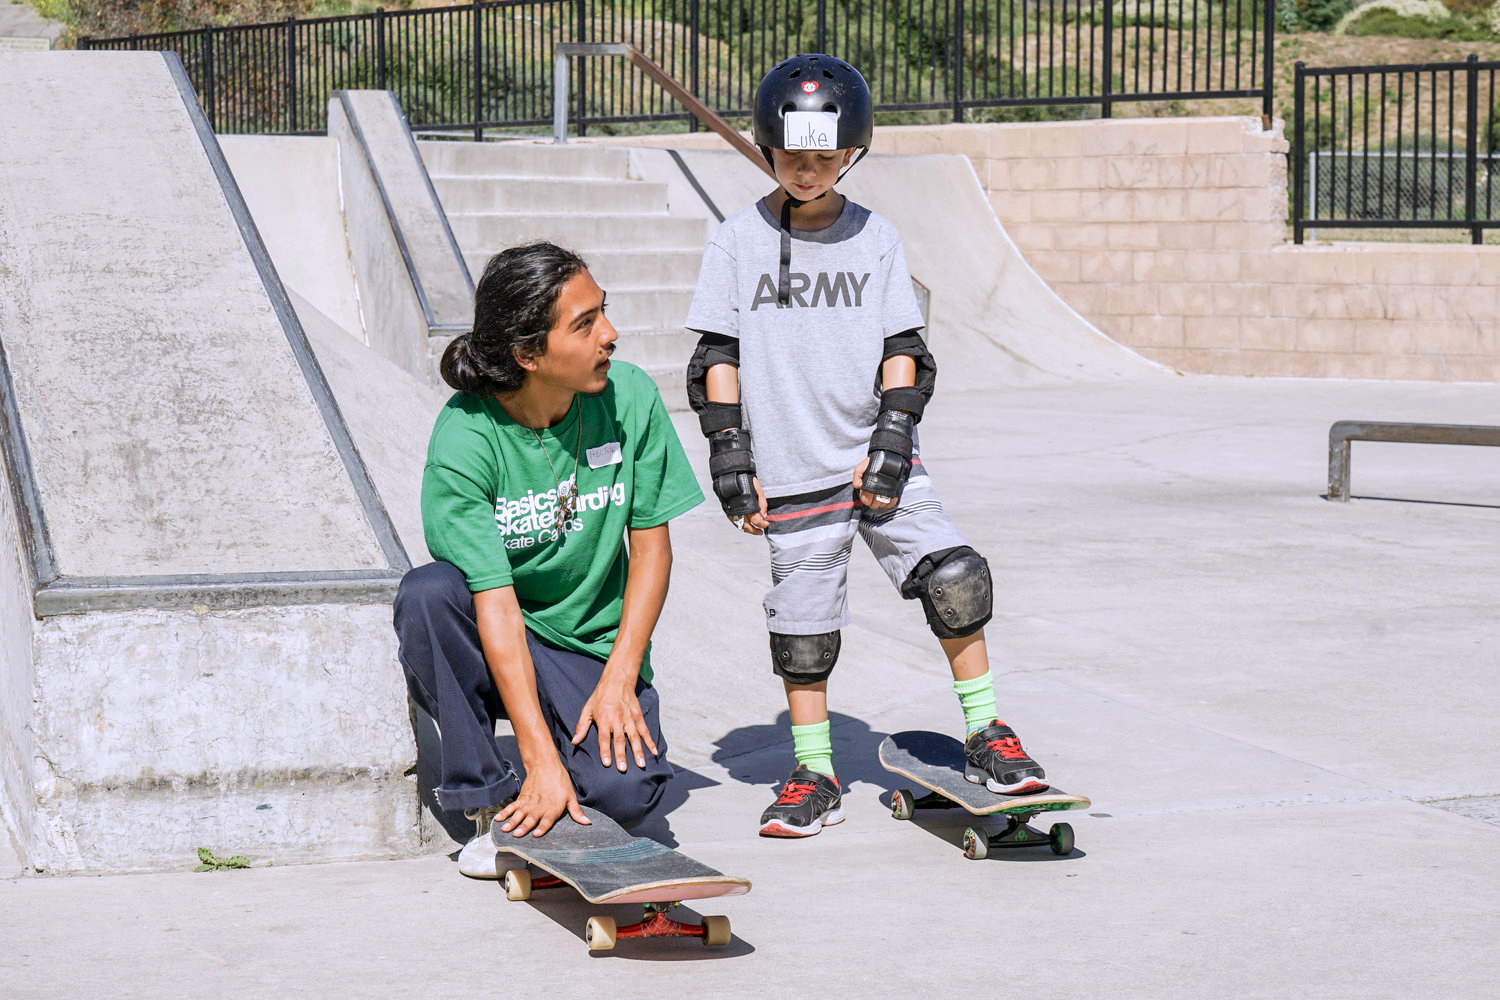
top-left (1278, 0), bottom-right (1500, 38)
top-left (1343, 9), bottom-right (1496, 40)
top-left (1281, 0), bottom-right (1355, 32)
top-left (27, 0), bottom-right (407, 39)
top-left (193, 847), bottom-right (251, 871)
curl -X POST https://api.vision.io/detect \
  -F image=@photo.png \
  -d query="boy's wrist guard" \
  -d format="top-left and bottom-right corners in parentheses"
top-left (708, 427), bottom-right (760, 518)
top-left (878, 386), bottom-right (927, 422)
top-left (862, 409), bottom-right (915, 502)
top-left (698, 402), bottom-right (742, 437)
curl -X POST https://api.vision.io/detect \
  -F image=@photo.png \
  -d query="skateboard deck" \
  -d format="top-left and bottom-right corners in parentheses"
top-left (495, 805), bottom-right (750, 905)
top-left (879, 730), bottom-right (1089, 858)
top-left (493, 803), bottom-right (749, 949)
top-left (879, 730), bottom-right (1089, 816)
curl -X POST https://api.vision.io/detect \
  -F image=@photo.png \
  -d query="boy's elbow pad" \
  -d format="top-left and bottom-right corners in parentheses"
top-left (880, 330), bottom-right (937, 420)
top-left (686, 332), bottom-right (741, 417)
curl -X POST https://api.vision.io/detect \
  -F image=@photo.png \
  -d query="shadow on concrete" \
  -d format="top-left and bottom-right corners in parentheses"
top-left (629, 764), bottom-right (719, 848)
top-left (411, 698), bottom-right (717, 849)
top-left (712, 711), bottom-right (894, 792)
top-left (408, 698), bottom-right (474, 845)
top-left (513, 891), bottom-right (756, 960)
top-left (1334, 493), bottom-right (1500, 510)
top-left (891, 807), bottom-right (1091, 864)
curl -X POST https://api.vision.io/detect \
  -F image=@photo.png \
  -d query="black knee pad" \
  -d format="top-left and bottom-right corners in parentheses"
top-left (900, 546), bottom-right (993, 639)
top-left (769, 630), bottom-right (841, 685)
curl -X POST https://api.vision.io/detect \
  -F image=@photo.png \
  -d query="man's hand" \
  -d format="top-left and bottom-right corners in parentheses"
top-left (572, 673), bottom-right (660, 772)
top-left (853, 457), bottom-right (898, 511)
top-left (494, 757), bottom-right (589, 838)
top-left (731, 476), bottom-right (770, 534)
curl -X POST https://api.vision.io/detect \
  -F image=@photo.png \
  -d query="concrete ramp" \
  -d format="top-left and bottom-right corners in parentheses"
top-left (218, 135), bottom-right (367, 346)
top-left (0, 53), bottom-right (406, 603)
top-left (327, 91), bottom-right (475, 384)
top-left (619, 146), bottom-right (1162, 390)
top-left (0, 52), bottom-right (431, 872)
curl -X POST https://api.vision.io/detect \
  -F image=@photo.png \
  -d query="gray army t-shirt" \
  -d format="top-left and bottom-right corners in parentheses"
top-left (685, 197), bottom-right (926, 496)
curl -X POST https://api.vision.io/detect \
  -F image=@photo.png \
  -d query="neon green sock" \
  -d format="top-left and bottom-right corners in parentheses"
top-left (790, 720), bottom-right (835, 778)
top-left (953, 671), bottom-right (999, 738)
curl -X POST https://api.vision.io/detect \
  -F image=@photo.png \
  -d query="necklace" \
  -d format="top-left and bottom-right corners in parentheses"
top-left (528, 416), bottom-right (583, 532)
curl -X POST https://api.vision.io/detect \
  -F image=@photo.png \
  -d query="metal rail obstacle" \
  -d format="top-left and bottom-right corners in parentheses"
top-left (81, 0), bottom-right (1277, 137)
top-left (1326, 420), bottom-right (1500, 502)
top-left (552, 41), bottom-right (770, 175)
top-left (1294, 56), bottom-right (1500, 245)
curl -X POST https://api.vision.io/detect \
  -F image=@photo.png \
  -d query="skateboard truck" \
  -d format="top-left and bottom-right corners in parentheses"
top-left (960, 814), bottom-right (1074, 861)
top-left (505, 866), bottom-right (733, 951)
top-left (890, 790), bottom-right (1074, 859)
top-left (586, 902), bottom-right (733, 951)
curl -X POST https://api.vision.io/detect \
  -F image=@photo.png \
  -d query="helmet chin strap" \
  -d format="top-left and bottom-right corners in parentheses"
top-left (777, 189), bottom-right (827, 307)
top-left (766, 146), bottom-right (869, 308)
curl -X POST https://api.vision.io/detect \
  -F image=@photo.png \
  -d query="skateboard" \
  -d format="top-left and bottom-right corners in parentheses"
top-left (494, 805), bottom-right (751, 951)
top-left (878, 730), bottom-right (1090, 860)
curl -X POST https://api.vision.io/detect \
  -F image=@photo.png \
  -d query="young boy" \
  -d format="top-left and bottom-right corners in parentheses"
top-left (684, 54), bottom-right (1049, 837)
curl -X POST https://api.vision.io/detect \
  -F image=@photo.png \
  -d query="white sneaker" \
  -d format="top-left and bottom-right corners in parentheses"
top-left (457, 804), bottom-right (509, 880)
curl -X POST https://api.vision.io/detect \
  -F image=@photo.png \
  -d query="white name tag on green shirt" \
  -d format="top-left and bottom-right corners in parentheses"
top-left (587, 441), bottom-right (622, 468)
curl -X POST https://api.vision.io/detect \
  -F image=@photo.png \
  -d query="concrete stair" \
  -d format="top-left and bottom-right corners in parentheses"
top-left (420, 141), bottom-right (711, 407)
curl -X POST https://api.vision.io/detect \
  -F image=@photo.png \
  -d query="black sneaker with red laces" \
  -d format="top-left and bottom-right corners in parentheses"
top-left (963, 721), bottom-right (1049, 794)
top-left (757, 767), bottom-right (845, 837)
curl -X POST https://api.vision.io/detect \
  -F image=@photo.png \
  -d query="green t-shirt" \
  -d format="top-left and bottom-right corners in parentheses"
top-left (421, 361), bottom-right (704, 682)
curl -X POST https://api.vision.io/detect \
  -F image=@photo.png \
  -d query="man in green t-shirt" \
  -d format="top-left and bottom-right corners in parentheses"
top-left (394, 242), bottom-right (703, 879)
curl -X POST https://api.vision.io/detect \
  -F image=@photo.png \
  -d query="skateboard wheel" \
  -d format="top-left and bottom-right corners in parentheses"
top-left (586, 916), bottom-right (617, 951)
top-left (962, 827), bottom-right (988, 861)
top-left (1049, 822), bottom-right (1075, 856)
top-left (890, 789), bottom-right (916, 821)
top-left (966, 827), bottom-right (990, 863)
top-left (701, 914), bottom-right (732, 947)
top-left (504, 868), bottom-right (532, 901)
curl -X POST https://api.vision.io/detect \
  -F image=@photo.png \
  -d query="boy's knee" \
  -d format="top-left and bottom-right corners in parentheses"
top-left (900, 546), bottom-right (992, 639)
top-left (770, 630), bottom-right (841, 684)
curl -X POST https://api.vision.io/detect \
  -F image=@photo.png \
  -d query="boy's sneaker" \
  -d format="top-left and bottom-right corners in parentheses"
top-left (758, 767), bottom-right (844, 837)
top-left (457, 802), bottom-right (514, 879)
top-left (963, 722), bottom-right (1049, 794)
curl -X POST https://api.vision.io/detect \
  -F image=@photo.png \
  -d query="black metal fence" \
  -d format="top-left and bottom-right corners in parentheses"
top-left (1294, 56), bottom-right (1500, 244)
top-left (81, 0), bottom-right (1274, 137)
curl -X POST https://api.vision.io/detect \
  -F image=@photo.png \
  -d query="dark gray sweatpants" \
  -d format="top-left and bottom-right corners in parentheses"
top-left (393, 561), bottom-right (671, 828)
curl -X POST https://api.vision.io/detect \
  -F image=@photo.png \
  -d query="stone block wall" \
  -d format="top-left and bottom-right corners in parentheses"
top-left (878, 117), bottom-right (1500, 381)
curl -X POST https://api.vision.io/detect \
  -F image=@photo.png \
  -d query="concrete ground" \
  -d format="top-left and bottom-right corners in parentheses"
top-left (4, 373), bottom-right (1498, 998)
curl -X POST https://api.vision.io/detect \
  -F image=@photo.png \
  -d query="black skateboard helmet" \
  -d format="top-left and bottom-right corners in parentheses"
top-left (752, 53), bottom-right (873, 155)
top-left (753, 54), bottom-right (875, 308)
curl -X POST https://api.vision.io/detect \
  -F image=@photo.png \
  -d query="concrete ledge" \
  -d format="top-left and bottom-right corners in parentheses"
top-left (330, 91), bottom-right (475, 386)
top-left (326, 95), bottom-right (435, 382)
top-left (0, 53), bottom-right (433, 872)
top-left (22, 603), bottom-right (417, 873)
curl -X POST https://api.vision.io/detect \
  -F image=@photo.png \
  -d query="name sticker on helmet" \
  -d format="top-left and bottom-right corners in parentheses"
top-left (784, 110), bottom-right (838, 150)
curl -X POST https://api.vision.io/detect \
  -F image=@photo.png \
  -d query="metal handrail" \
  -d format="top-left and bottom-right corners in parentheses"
top-left (1327, 420), bottom-right (1500, 502)
top-left (554, 42), bottom-right (773, 179)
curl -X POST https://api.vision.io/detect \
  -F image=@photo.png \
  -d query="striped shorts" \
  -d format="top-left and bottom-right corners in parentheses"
top-left (762, 464), bottom-right (969, 636)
